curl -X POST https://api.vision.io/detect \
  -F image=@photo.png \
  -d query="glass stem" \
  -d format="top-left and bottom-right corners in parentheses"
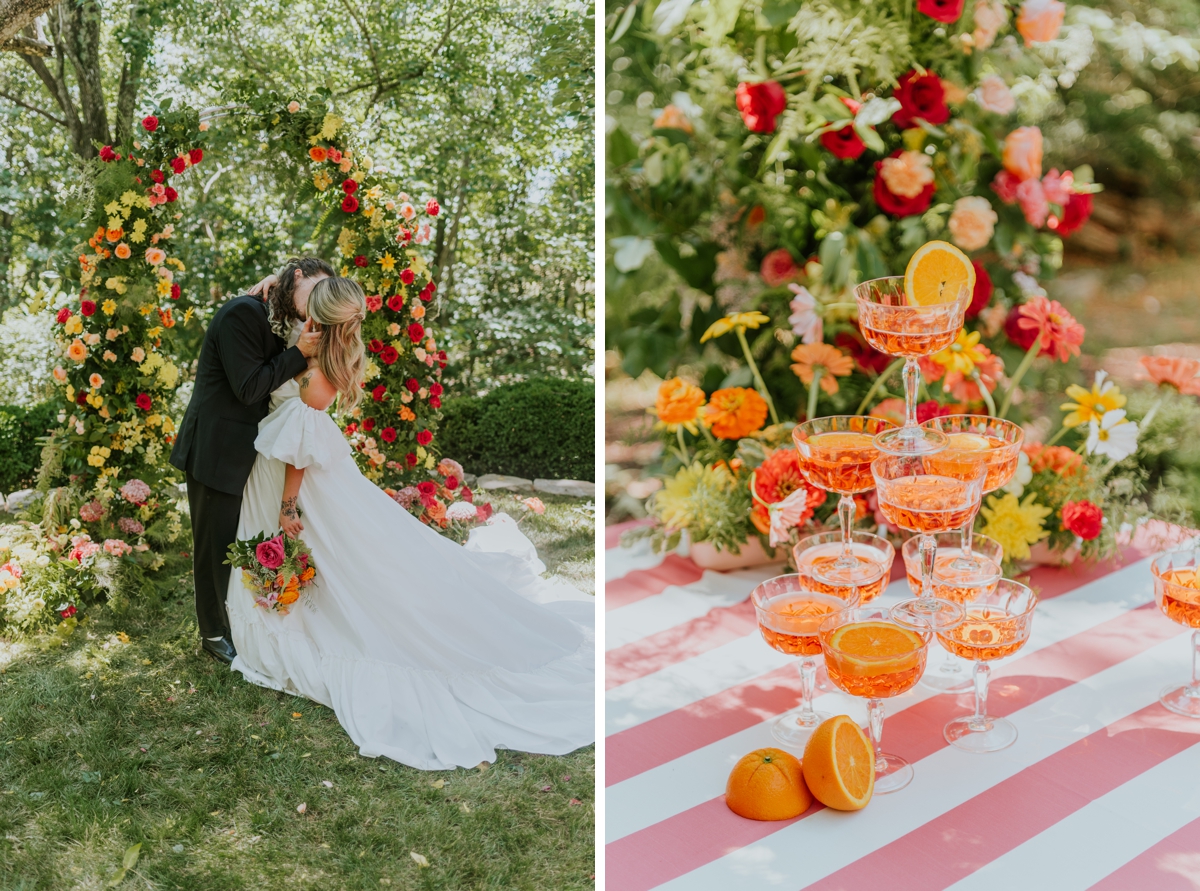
top-left (1190, 630), bottom-right (1200, 693)
top-left (918, 533), bottom-right (936, 609)
top-left (867, 698), bottom-right (887, 772)
top-left (838, 494), bottom-right (856, 563)
top-left (969, 660), bottom-right (993, 731)
top-left (798, 657), bottom-right (818, 723)
top-left (902, 358), bottom-right (920, 429)
top-left (960, 518), bottom-right (975, 560)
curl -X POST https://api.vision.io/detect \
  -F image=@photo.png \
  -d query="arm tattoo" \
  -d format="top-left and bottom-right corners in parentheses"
top-left (281, 496), bottom-right (299, 520)
top-left (299, 371), bottom-right (313, 391)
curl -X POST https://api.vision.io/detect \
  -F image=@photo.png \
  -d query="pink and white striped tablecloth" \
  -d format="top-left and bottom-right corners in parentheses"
top-left (603, 521), bottom-right (1200, 891)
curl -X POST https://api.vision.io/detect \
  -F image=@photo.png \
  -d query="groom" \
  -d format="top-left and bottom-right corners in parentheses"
top-left (170, 257), bottom-right (334, 663)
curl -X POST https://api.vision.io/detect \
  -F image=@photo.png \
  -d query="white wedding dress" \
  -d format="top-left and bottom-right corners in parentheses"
top-left (225, 376), bottom-right (595, 771)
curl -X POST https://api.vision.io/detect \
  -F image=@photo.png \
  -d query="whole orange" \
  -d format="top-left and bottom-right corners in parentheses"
top-left (724, 747), bottom-right (813, 821)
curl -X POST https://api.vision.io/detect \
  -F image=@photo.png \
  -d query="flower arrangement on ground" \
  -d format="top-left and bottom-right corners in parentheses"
top-left (388, 459), bottom-right (493, 545)
top-left (225, 531), bottom-right (317, 616)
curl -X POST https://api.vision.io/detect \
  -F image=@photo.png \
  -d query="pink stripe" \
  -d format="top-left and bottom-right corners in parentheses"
top-left (1088, 813), bottom-right (1200, 890)
top-left (605, 554), bottom-right (704, 612)
top-left (606, 518), bottom-right (655, 550)
top-left (807, 704), bottom-right (1200, 891)
top-left (604, 604), bottom-right (1180, 890)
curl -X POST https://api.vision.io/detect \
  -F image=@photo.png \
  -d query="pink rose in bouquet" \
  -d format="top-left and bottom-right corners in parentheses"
top-left (255, 535), bottom-right (286, 570)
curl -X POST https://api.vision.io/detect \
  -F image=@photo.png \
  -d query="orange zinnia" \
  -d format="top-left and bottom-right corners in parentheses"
top-left (704, 387), bottom-right (768, 440)
top-left (1015, 296), bottom-right (1085, 363)
top-left (790, 343), bottom-right (854, 395)
top-left (655, 377), bottom-right (706, 433)
top-left (749, 447), bottom-right (826, 535)
top-left (1140, 355), bottom-right (1200, 395)
top-left (1023, 442), bottom-right (1082, 477)
top-left (309, 146), bottom-right (327, 163)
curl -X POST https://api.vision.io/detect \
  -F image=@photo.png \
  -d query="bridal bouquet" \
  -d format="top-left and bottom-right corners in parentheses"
top-left (225, 532), bottom-right (317, 615)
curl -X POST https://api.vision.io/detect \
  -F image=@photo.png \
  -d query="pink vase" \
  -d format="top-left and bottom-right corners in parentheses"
top-left (688, 536), bottom-right (780, 571)
top-left (1027, 539), bottom-right (1082, 567)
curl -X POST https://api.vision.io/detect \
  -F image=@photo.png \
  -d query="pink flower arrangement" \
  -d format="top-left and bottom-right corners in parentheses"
top-left (118, 517), bottom-right (145, 535)
top-left (79, 501), bottom-right (106, 523)
top-left (120, 479), bottom-right (151, 504)
top-left (104, 539), bottom-right (133, 557)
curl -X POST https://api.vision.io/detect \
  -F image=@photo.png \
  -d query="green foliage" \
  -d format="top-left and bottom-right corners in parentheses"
top-left (438, 378), bottom-right (594, 481)
top-left (0, 402), bottom-right (57, 494)
top-left (1125, 385), bottom-right (1200, 528)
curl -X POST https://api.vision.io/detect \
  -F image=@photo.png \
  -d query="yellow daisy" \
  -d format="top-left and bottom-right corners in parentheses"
top-left (929, 329), bottom-right (987, 377)
top-left (378, 252), bottom-right (397, 272)
top-left (700, 311), bottom-right (771, 343)
top-left (1060, 370), bottom-right (1125, 428)
top-left (979, 492), bottom-right (1051, 562)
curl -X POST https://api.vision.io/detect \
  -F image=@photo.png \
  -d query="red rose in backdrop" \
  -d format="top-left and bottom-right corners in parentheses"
top-left (917, 0), bottom-right (964, 22)
top-left (405, 378), bottom-right (420, 393)
top-left (379, 346), bottom-right (399, 365)
top-left (363, 418), bottom-right (376, 431)
top-left (966, 261), bottom-right (993, 318)
top-left (150, 169), bottom-right (165, 184)
top-left (354, 255), bottom-right (368, 267)
top-left (820, 125), bottom-right (866, 160)
top-left (135, 393), bottom-right (152, 411)
top-left (426, 200), bottom-right (440, 216)
top-left (405, 452), bottom-right (418, 468)
top-left (380, 427), bottom-right (397, 443)
top-left (417, 430), bottom-right (433, 446)
top-left (916, 400), bottom-right (954, 423)
top-left (1061, 500), bottom-right (1103, 540)
top-left (189, 148), bottom-right (203, 165)
top-left (342, 178), bottom-right (359, 195)
top-left (1052, 193), bottom-right (1093, 237)
top-left (891, 70), bottom-right (949, 129)
top-left (386, 294), bottom-right (403, 311)
top-left (99, 145), bottom-right (118, 162)
top-left (835, 330), bottom-right (892, 375)
top-left (141, 115), bottom-right (158, 132)
top-left (407, 322), bottom-right (424, 343)
top-left (165, 187), bottom-right (178, 202)
top-left (170, 157), bottom-right (186, 174)
top-left (400, 269), bottom-right (415, 285)
top-left (80, 299), bottom-right (96, 317)
top-left (368, 339), bottom-right (383, 353)
top-left (430, 383), bottom-right (443, 397)
top-left (170, 283), bottom-right (181, 300)
top-left (341, 195), bottom-right (359, 213)
top-left (873, 153), bottom-right (935, 217)
top-left (56, 307), bottom-right (70, 323)
top-left (1004, 306), bottom-right (1040, 350)
top-left (735, 81), bottom-right (788, 133)
top-left (760, 249), bottom-right (800, 287)
top-left (371, 384), bottom-right (387, 402)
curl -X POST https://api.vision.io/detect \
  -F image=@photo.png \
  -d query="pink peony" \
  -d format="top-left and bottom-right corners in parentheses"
top-left (1017, 0), bottom-right (1065, 44)
top-left (1016, 177), bottom-right (1049, 228)
top-left (79, 501), bottom-right (106, 523)
top-left (118, 517), bottom-right (145, 535)
top-left (120, 479), bottom-right (151, 504)
top-left (255, 535), bottom-right (286, 570)
top-left (1002, 127), bottom-right (1044, 182)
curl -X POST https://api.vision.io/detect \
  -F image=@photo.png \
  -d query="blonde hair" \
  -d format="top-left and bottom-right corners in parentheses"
top-left (307, 276), bottom-right (367, 412)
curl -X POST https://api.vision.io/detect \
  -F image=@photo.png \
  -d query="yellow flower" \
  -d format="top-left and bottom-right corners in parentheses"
top-left (700, 311), bottom-right (771, 343)
top-left (156, 278), bottom-right (172, 297)
top-left (64, 315), bottom-right (83, 335)
top-left (320, 113), bottom-right (343, 139)
top-left (313, 170), bottom-right (332, 191)
top-left (102, 299), bottom-right (117, 315)
top-left (378, 252), bottom-right (396, 272)
top-left (930, 329), bottom-right (987, 377)
top-left (1060, 371), bottom-right (1125, 428)
top-left (120, 190), bottom-right (138, 207)
top-left (653, 462), bottom-right (735, 532)
top-left (979, 492), bottom-right (1051, 562)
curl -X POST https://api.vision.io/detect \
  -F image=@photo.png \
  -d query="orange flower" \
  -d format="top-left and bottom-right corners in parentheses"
top-left (1023, 442), bottom-right (1082, 477)
top-left (703, 387), bottom-right (768, 440)
top-left (114, 243), bottom-right (131, 260)
top-left (398, 405), bottom-right (416, 421)
top-left (790, 343), bottom-right (853, 394)
top-left (300, 566), bottom-right (316, 582)
top-left (106, 227), bottom-right (124, 243)
top-left (1140, 355), bottom-right (1200, 395)
top-left (426, 500), bottom-right (446, 521)
top-left (869, 397), bottom-right (906, 426)
top-left (278, 585), bottom-right (300, 606)
top-left (1002, 126), bottom-right (1043, 182)
top-left (1016, 0), bottom-right (1065, 44)
top-left (655, 377), bottom-right (706, 433)
top-left (653, 104), bottom-right (693, 133)
top-left (309, 146), bottom-right (327, 162)
top-left (67, 339), bottom-right (88, 362)
top-left (750, 448), bottom-right (826, 535)
top-left (158, 308), bottom-right (175, 328)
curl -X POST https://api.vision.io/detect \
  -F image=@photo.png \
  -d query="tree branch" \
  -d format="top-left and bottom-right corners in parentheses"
top-left (1, 34), bottom-right (51, 55)
top-left (0, 87), bottom-right (65, 124)
top-left (0, 0), bottom-right (59, 44)
top-left (336, 0), bottom-right (385, 106)
top-left (336, 0), bottom-right (458, 102)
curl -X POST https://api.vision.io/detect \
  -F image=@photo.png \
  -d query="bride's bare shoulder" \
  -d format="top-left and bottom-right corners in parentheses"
top-left (296, 364), bottom-right (338, 410)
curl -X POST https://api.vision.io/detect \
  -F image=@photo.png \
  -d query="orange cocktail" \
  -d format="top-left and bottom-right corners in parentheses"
top-left (1151, 549), bottom-right (1200, 718)
top-left (795, 530), bottom-right (895, 604)
top-left (750, 575), bottom-right (860, 747)
top-left (819, 606), bottom-right (931, 793)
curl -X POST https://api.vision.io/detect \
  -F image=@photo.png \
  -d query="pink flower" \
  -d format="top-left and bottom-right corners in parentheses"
top-left (1041, 169), bottom-right (1072, 206)
top-left (287, 101), bottom-right (301, 113)
top-left (974, 75), bottom-right (1015, 115)
top-left (1017, 0), bottom-right (1065, 44)
top-left (1002, 127), bottom-right (1043, 182)
top-left (79, 501), bottom-right (106, 523)
top-left (104, 539), bottom-right (133, 557)
top-left (120, 479), bottom-right (151, 504)
top-left (365, 294), bottom-right (383, 312)
top-left (118, 517), bottom-right (145, 535)
top-left (522, 497), bottom-right (546, 515)
top-left (947, 196), bottom-right (998, 251)
top-left (392, 487), bottom-right (421, 510)
top-left (1016, 295), bottom-right (1085, 362)
top-left (255, 535), bottom-right (286, 570)
top-left (991, 169), bottom-right (1021, 204)
top-left (1016, 177), bottom-right (1049, 228)
top-left (787, 285), bottom-right (823, 345)
top-left (973, 0), bottom-right (1008, 50)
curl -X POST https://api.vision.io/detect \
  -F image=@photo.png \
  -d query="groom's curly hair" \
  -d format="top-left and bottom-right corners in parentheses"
top-left (267, 256), bottom-right (336, 339)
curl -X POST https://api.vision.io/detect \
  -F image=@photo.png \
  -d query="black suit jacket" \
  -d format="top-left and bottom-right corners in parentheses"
top-left (170, 295), bottom-right (308, 495)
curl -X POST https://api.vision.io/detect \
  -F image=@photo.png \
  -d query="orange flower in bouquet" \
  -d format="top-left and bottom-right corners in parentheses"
top-left (750, 448), bottom-right (826, 536)
top-left (704, 387), bottom-right (768, 439)
top-left (655, 377), bottom-right (706, 433)
top-left (790, 343), bottom-right (853, 395)
top-left (1024, 442), bottom-right (1083, 477)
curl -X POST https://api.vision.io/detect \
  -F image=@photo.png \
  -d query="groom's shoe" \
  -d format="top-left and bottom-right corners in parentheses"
top-left (201, 636), bottom-right (237, 664)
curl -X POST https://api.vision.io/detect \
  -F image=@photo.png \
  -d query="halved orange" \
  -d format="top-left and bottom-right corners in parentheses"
top-left (945, 432), bottom-right (992, 451)
top-left (828, 621), bottom-right (926, 677)
top-left (905, 240), bottom-right (975, 307)
top-left (725, 747), bottom-right (813, 821)
top-left (802, 715), bottom-right (874, 811)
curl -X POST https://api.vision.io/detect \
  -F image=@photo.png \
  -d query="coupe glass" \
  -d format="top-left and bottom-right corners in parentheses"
top-left (793, 415), bottom-right (896, 586)
top-left (749, 574), bottom-right (861, 747)
top-left (794, 530), bottom-right (895, 605)
top-left (819, 606), bottom-right (931, 792)
top-left (854, 276), bottom-right (969, 456)
top-left (937, 579), bottom-right (1037, 752)
top-left (1151, 548), bottom-right (1200, 717)
top-left (872, 452), bottom-right (987, 631)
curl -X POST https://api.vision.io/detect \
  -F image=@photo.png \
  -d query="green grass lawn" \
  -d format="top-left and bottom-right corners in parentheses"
top-left (0, 495), bottom-right (595, 890)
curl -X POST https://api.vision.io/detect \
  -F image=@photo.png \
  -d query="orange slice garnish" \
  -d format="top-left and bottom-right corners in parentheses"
top-left (945, 432), bottom-right (992, 451)
top-left (828, 621), bottom-right (926, 676)
top-left (808, 432), bottom-right (877, 450)
top-left (802, 715), bottom-right (874, 811)
top-left (905, 240), bottom-right (975, 307)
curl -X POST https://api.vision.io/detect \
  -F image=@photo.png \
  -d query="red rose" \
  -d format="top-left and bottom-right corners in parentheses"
top-left (60, 604), bottom-right (77, 618)
top-left (991, 170), bottom-right (1021, 204)
top-left (759, 248), bottom-right (799, 287)
top-left (368, 339), bottom-right (383, 353)
top-left (400, 268), bottom-right (415, 285)
top-left (418, 285), bottom-right (433, 303)
top-left (820, 125), bottom-right (867, 160)
top-left (341, 195), bottom-right (359, 213)
top-left (142, 115), bottom-right (159, 132)
top-left (437, 350), bottom-right (447, 368)
top-left (416, 430), bottom-right (433, 446)
top-left (873, 153), bottom-right (935, 217)
top-left (891, 70), bottom-right (949, 129)
top-left (99, 145), bottom-right (118, 162)
top-left (345, 422), bottom-right (358, 435)
top-left (444, 475), bottom-right (459, 490)
top-left (380, 346), bottom-right (399, 365)
top-left (354, 255), bottom-right (368, 267)
top-left (342, 179), bottom-right (359, 195)
top-left (966, 261), bottom-right (993, 318)
top-left (407, 322), bottom-right (424, 343)
top-left (1004, 306), bottom-right (1040, 350)
top-left (170, 283), bottom-right (181, 300)
top-left (76, 391), bottom-right (89, 405)
top-left (150, 169), bottom-right (165, 184)
top-left (461, 486), bottom-right (474, 503)
top-left (915, 400), bottom-right (952, 424)
top-left (363, 417), bottom-right (376, 431)
top-left (189, 148), bottom-right (203, 165)
top-left (417, 480), bottom-right (437, 496)
top-left (136, 393), bottom-right (152, 411)
top-left (1052, 193), bottom-right (1093, 237)
top-left (56, 307), bottom-right (71, 324)
top-left (165, 187), bottom-right (178, 202)
top-left (170, 157), bottom-right (186, 174)
top-left (405, 377), bottom-right (420, 393)
top-left (366, 295), bottom-right (383, 312)
top-left (405, 452), bottom-right (418, 468)
top-left (380, 426), bottom-right (397, 443)
top-left (735, 81), bottom-right (788, 133)
top-left (426, 199), bottom-right (440, 216)
top-left (80, 299), bottom-right (96, 317)
top-left (371, 384), bottom-right (387, 402)
top-left (429, 395), bottom-right (441, 408)
top-left (426, 281), bottom-right (437, 296)
top-left (386, 294), bottom-right (403, 312)
top-left (1061, 500), bottom-right (1103, 540)
top-left (834, 329), bottom-right (892, 375)
top-left (917, 0), bottom-right (964, 22)
top-left (430, 383), bottom-right (443, 397)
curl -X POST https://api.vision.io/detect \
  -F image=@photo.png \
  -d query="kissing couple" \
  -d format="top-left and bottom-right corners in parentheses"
top-left (169, 258), bottom-right (594, 771)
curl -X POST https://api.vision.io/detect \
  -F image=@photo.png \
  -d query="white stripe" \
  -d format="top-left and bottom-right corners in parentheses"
top-left (654, 626), bottom-right (1194, 891)
top-left (605, 564), bottom-right (782, 651)
top-left (946, 740), bottom-right (1200, 891)
top-left (606, 537), bottom-right (667, 581)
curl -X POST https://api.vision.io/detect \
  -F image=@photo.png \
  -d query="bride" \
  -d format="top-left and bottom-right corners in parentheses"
top-left (226, 276), bottom-right (594, 771)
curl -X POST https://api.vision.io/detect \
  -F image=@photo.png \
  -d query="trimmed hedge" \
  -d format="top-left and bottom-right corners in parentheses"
top-left (0, 402), bottom-right (57, 495)
top-left (438, 378), bottom-right (594, 482)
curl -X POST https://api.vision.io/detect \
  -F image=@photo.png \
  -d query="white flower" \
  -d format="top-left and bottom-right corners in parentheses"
top-left (787, 285), bottom-right (823, 344)
top-left (1002, 449), bottom-right (1033, 497)
top-left (973, 75), bottom-right (1016, 115)
top-left (1086, 409), bottom-right (1139, 461)
top-left (446, 502), bottom-right (478, 521)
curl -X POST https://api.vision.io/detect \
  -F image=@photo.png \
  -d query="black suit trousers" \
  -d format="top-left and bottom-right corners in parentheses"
top-left (187, 471), bottom-right (242, 638)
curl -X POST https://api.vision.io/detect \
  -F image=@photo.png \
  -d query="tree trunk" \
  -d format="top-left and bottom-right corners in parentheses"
top-left (113, 1), bottom-right (150, 145)
top-left (0, 0), bottom-right (58, 44)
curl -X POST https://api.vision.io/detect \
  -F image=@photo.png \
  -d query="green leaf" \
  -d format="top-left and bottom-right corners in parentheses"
top-left (611, 3), bottom-right (638, 42)
top-left (655, 238), bottom-right (719, 293)
top-left (761, 0), bottom-right (803, 27)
